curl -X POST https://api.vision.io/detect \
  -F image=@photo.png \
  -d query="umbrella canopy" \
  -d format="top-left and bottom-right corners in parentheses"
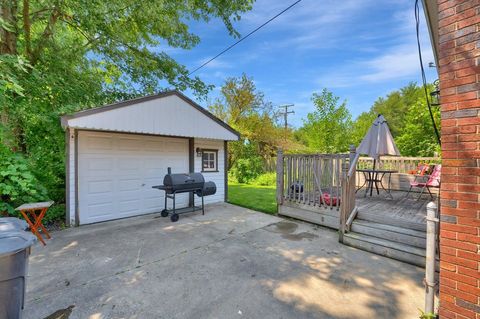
top-left (357, 114), bottom-right (400, 161)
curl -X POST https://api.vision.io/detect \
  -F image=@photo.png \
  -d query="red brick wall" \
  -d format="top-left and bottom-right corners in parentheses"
top-left (437, 0), bottom-right (480, 318)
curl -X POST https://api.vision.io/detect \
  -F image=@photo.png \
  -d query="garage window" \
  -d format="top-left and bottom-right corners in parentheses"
top-left (202, 149), bottom-right (218, 172)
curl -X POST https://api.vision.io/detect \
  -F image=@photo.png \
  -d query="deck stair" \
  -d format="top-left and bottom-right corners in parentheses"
top-left (343, 211), bottom-right (427, 267)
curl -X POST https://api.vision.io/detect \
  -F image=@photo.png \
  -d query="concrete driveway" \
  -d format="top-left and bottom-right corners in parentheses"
top-left (25, 203), bottom-right (425, 319)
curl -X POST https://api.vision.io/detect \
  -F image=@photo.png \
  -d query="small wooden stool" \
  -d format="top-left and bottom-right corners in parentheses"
top-left (15, 201), bottom-right (54, 245)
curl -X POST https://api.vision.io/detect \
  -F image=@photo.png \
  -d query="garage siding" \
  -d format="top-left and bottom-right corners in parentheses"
top-left (67, 128), bottom-right (76, 226)
top-left (194, 139), bottom-right (225, 205)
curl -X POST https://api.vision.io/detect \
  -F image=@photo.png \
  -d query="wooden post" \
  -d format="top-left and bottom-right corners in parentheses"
top-left (276, 149), bottom-right (284, 207)
top-left (349, 145), bottom-right (356, 168)
top-left (340, 145), bottom-right (357, 243)
top-left (349, 144), bottom-right (356, 192)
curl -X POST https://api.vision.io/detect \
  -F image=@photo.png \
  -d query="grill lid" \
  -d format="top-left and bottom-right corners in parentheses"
top-left (163, 172), bottom-right (205, 191)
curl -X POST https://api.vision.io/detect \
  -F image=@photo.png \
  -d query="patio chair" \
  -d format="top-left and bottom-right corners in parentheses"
top-left (408, 163), bottom-right (432, 175)
top-left (406, 164), bottom-right (441, 200)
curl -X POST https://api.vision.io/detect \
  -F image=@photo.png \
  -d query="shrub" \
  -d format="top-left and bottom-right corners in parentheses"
top-left (229, 156), bottom-right (263, 184)
top-left (0, 145), bottom-right (49, 214)
top-left (253, 172), bottom-right (276, 186)
top-left (42, 204), bottom-right (66, 225)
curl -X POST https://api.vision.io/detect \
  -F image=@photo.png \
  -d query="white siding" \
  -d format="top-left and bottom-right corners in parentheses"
top-left (194, 139), bottom-right (225, 204)
top-left (67, 128), bottom-right (76, 226)
top-left (66, 95), bottom-right (238, 141)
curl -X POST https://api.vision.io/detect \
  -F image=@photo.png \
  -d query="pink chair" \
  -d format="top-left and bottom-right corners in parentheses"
top-left (406, 165), bottom-right (441, 200)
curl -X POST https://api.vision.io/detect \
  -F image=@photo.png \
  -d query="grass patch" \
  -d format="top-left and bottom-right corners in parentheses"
top-left (228, 182), bottom-right (277, 214)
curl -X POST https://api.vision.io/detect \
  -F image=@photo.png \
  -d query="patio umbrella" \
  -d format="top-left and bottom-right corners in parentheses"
top-left (357, 114), bottom-right (400, 169)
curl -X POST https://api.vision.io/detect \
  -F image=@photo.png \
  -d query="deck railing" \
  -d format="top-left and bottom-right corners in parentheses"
top-left (278, 152), bottom-right (348, 208)
top-left (272, 155), bottom-right (441, 174)
top-left (357, 156), bottom-right (441, 173)
top-left (339, 146), bottom-right (359, 243)
top-left (276, 147), bottom-right (358, 240)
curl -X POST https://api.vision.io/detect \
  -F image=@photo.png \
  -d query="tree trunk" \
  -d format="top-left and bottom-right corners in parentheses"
top-left (0, 0), bottom-right (18, 55)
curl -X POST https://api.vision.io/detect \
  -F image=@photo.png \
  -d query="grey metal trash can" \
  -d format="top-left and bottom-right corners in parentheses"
top-left (0, 226), bottom-right (37, 319)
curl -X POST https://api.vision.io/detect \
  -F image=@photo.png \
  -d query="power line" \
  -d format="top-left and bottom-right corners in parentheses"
top-left (415, 0), bottom-right (441, 145)
top-left (188, 0), bottom-right (303, 76)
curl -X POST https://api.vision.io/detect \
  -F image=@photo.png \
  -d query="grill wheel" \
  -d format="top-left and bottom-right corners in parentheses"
top-left (161, 209), bottom-right (168, 217)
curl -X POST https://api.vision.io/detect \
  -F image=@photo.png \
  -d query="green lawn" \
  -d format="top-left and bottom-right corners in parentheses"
top-left (227, 182), bottom-right (277, 214)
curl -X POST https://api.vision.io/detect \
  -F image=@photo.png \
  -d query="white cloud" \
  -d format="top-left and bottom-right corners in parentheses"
top-left (316, 4), bottom-right (436, 87)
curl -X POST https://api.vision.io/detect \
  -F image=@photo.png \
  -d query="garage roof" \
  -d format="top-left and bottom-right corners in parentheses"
top-left (61, 90), bottom-right (240, 141)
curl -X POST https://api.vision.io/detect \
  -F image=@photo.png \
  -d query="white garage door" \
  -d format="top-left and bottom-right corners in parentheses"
top-left (78, 131), bottom-right (189, 224)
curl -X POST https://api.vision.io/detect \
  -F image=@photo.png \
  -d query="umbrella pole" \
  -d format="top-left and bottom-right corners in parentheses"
top-left (370, 159), bottom-right (376, 196)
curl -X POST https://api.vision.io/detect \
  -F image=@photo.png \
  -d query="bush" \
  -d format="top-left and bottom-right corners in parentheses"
top-left (42, 204), bottom-right (66, 225)
top-left (229, 156), bottom-right (264, 184)
top-left (0, 145), bottom-right (49, 214)
top-left (253, 172), bottom-right (276, 186)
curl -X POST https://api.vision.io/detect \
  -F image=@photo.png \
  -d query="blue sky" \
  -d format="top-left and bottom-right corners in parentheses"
top-left (167, 0), bottom-right (437, 127)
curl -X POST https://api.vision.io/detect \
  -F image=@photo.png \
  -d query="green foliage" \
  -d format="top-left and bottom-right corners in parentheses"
top-left (351, 82), bottom-right (440, 157)
top-left (418, 309), bottom-right (437, 319)
top-left (228, 182), bottom-right (277, 214)
top-left (296, 89), bottom-right (352, 153)
top-left (0, 144), bottom-right (48, 214)
top-left (210, 74), bottom-right (284, 165)
top-left (350, 111), bottom-right (376, 147)
top-left (396, 100), bottom-right (441, 156)
top-left (253, 172), bottom-right (276, 186)
top-left (0, 0), bottom-right (255, 223)
top-left (229, 156), bottom-right (264, 184)
top-left (41, 204), bottom-right (66, 225)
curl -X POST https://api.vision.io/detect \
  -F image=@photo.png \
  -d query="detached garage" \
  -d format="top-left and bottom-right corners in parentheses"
top-left (61, 90), bottom-right (239, 226)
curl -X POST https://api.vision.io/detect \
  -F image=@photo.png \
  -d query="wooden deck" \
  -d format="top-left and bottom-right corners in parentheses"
top-left (279, 190), bottom-right (430, 229)
top-left (356, 191), bottom-right (428, 226)
top-left (276, 151), bottom-right (435, 266)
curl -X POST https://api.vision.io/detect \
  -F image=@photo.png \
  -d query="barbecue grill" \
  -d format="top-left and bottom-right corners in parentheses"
top-left (152, 168), bottom-right (216, 222)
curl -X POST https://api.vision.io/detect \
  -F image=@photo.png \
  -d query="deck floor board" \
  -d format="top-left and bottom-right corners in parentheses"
top-left (356, 191), bottom-right (428, 225)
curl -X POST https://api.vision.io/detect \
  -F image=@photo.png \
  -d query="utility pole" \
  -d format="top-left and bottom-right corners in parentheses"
top-left (278, 104), bottom-right (294, 141)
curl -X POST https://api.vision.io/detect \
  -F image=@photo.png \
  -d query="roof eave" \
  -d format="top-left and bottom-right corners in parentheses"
top-left (422, 0), bottom-right (439, 70)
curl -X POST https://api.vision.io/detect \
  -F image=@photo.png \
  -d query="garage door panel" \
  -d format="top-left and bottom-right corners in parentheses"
top-left (87, 203), bottom-right (114, 220)
top-left (143, 197), bottom-right (162, 210)
top-left (83, 136), bottom-right (114, 151)
top-left (118, 178), bottom-right (142, 191)
top-left (86, 158), bottom-right (114, 171)
top-left (117, 138), bottom-right (143, 151)
top-left (118, 199), bottom-right (142, 214)
top-left (87, 180), bottom-right (113, 194)
top-left (78, 131), bottom-right (189, 224)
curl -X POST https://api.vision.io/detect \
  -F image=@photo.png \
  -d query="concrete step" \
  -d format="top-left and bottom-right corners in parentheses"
top-left (343, 232), bottom-right (426, 267)
top-left (356, 211), bottom-right (426, 232)
top-left (351, 220), bottom-right (426, 249)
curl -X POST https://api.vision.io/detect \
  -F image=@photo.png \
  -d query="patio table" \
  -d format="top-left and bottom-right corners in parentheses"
top-left (356, 169), bottom-right (397, 199)
top-left (15, 201), bottom-right (54, 245)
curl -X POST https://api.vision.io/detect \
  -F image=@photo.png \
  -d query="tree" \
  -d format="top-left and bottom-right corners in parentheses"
top-left (296, 89), bottom-right (352, 153)
top-left (396, 100), bottom-right (441, 156)
top-left (0, 0), bottom-right (254, 215)
top-left (350, 111), bottom-right (376, 147)
top-left (350, 82), bottom-right (440, 157)
top-left (209, 74), bottom-right (284, 182)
